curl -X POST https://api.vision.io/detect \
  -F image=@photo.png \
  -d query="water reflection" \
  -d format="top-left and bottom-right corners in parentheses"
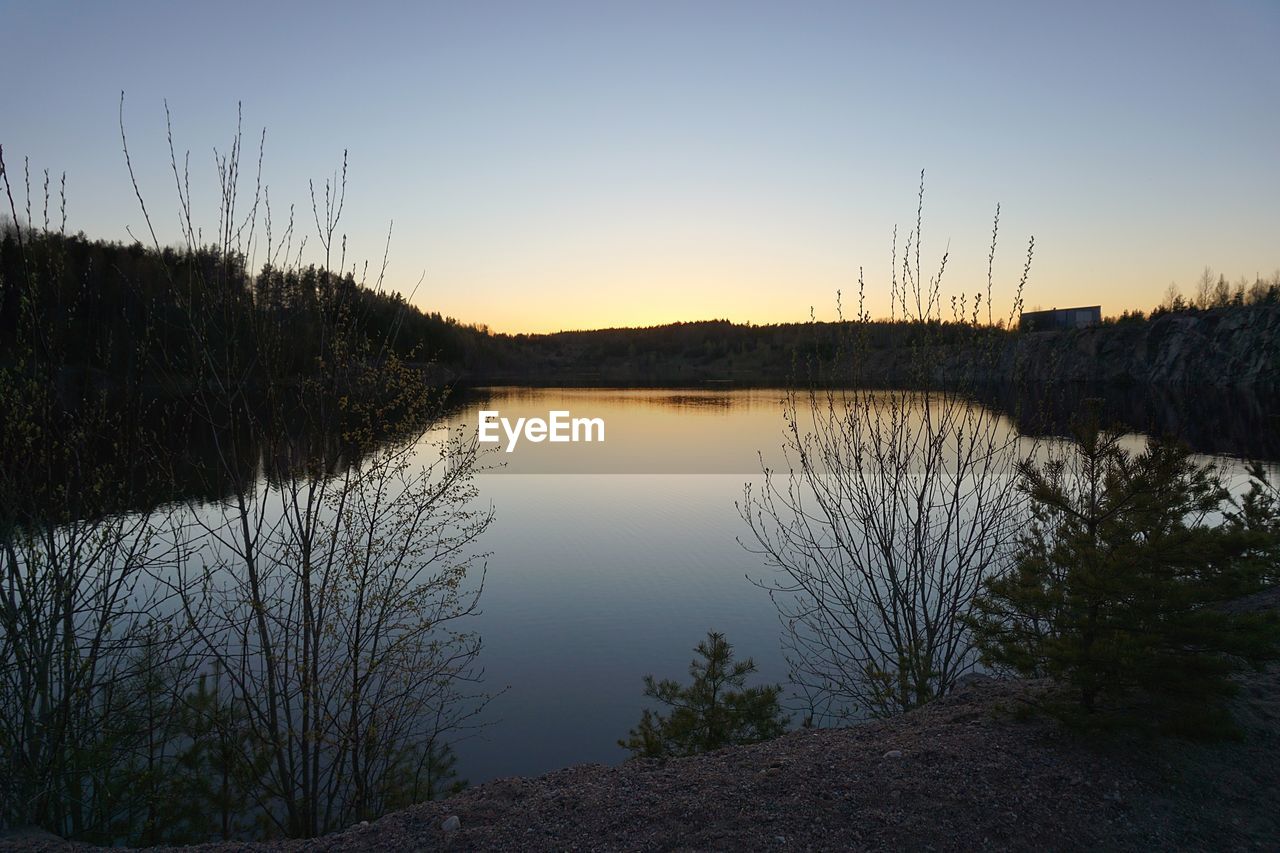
top-left (0, 387), bottom-right (457, 529)
top-left (976, 382), bottom-right (1280, 461)
top-left (5, 383), bottom-right (1276, 789)
top-left (7, 383), bottom-right (1274, 526)
top-left (436, 385), bottom-right (1277, 782)
top-left (445, 384), bottom-right (1280, 476)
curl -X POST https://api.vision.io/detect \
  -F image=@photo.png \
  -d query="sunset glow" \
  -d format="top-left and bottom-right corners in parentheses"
top-left (6, 1), bottom-right (1278, 333)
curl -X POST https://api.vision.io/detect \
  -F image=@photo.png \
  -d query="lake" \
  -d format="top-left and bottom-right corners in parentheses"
top-left (435, 387), bottom-right (801, 783)
top-left (432, 385), bottom-right (1277, 784)
top-left (8, 381), bottom-right (1274, 798)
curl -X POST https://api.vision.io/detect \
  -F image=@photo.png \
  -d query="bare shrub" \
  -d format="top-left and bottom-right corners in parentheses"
top-left (740, 174), bottom-right (1035, 721)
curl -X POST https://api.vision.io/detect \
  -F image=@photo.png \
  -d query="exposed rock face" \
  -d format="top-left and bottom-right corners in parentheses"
top-left (829, 306), bottom-right (1279, 390)
top-left (1006, 305), bottom-right (1280, 387)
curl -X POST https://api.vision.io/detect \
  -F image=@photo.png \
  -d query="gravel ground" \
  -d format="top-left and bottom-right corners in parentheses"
top-left (5, 593), bottom-right (1278, 852)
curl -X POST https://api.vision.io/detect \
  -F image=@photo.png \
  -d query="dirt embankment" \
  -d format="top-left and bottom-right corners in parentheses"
top-left (6, 590), bottom-right (1279, 852)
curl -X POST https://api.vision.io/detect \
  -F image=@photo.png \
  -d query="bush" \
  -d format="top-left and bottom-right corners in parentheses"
top-left (968, 420), bottom-right (1280, 734)
top-left (740, 179), bottom-right (1034, 722)
top-left (620, 632), bottom-right (790, 758)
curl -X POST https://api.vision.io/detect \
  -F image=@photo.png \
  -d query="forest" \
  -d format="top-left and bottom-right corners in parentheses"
top-left (6, 226), bottom-right (1279, 392)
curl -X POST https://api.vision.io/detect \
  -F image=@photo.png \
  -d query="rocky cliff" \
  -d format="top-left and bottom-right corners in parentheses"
top-left (1005, 305), bottom-right (1280, 387)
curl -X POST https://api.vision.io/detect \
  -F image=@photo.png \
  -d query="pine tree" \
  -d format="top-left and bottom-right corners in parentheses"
top-left (968, 422), bottom-right (1280, 733)
top-left (1238, 461), bottom-right (1280, 586)
top-left (383, 739), bottom-right (467, 810)
top-left (620, 632), bottom-right (790, 758)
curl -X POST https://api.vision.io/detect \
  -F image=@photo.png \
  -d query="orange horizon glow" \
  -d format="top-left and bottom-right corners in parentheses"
top-left (5, 4), bottom-right (1276, 342)
top-left (417, 265), bottom-right (1277, 337)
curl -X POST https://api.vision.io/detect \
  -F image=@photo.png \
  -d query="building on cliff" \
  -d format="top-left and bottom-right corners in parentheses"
top-left (1020, 305), bottom-right (1102, 332)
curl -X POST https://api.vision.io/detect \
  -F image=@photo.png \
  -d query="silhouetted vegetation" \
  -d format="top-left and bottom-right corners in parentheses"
top-left (0, 222), bottom-right (1022, 388)
top-left (1142, 267), bottom-right (1280, 321)
top-left (741, 180), bottom-right (1037, 723)
top-left (4, 217), bottom-right (1277, 394)
top-left (620, 632), bottom-right (789, 759)
top-left (472, 317), bottom-right (1019, 385)
top-left (3, 120), bottom-right (1277, 847)
top-left (0, 226), bottom-right (493, 381)
top-left (968, 417), bottom-right (1280, 735)
top-left (1, 122), bottom-right (491, 844)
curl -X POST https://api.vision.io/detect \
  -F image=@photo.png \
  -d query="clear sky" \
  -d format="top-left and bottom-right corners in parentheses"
top-left (4, 0), bottom-right (1278, 333)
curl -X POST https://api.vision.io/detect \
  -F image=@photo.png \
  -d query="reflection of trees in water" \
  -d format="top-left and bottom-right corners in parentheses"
top-left (461, 386), bottom-right (739, 412)
top-left (0, 373), bottom-right (487, 842)
top-left (978, 383), bottom-right (1280, 462)
top-left (1, 131), bottom-right (489, 841)
top-left (657, 393), bottom-right (736, 411)
top-left (0, 385), bottom-right (463, 528)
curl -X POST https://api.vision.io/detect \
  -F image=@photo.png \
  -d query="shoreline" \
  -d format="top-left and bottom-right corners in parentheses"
top-left (6, 587), bottom-right (1276, 852)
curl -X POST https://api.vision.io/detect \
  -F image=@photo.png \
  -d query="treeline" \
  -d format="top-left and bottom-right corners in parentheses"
top-left (0, 227), bottom-right (1014, 388)
top-left (1, 212), bottom-right (492, 841)
top-left (0, 227), bottom-right (497, 383)
top-left (475, 318), bottom-right (1011, 385)
top-left (482, 307), bottom-right (1280, 388)
top-left (1104, 268), bottom-right (1280, 325)
top-left (5, 225), bottom-right (1278, 388)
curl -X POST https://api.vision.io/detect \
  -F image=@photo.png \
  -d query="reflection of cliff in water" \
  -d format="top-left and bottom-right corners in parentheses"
top-left (9, 381), bottom-right (1277, 532)
top-left (980, 382), bottom-right (1280, 461)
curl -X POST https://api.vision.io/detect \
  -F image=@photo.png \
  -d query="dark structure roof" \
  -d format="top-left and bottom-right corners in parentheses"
top-left (1020, 305), bottom-right (1101, 332)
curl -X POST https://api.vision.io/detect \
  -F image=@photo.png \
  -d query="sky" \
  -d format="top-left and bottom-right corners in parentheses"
top-left (3, 0), bottom-right (1278, 333)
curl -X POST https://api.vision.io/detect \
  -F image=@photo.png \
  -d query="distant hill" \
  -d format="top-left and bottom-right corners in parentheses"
top-left (475, 304), bottom-right (1280, 388)
top-left (4, 229), bottom-right (1277, 389)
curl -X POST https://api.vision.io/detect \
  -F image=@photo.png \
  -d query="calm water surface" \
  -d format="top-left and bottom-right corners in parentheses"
top-left (426, 386), bottom-right (1274, 784)
top-left (442, 388), bottom-right (796, 783)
